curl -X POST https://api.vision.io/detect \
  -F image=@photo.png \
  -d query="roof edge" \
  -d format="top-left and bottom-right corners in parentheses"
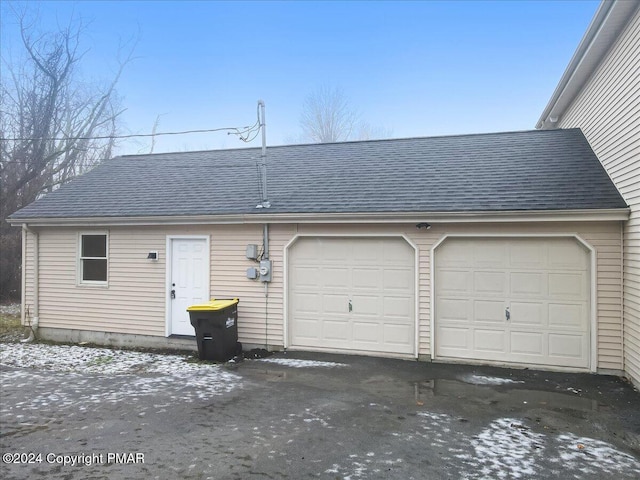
top-left (536, 0), bottom-right (639, 129)
top-left (8, 208), bottom-right (630, 228)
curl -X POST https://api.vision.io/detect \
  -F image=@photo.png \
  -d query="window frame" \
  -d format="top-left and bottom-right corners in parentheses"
top-left (78, 232), bottom-right (109, 286)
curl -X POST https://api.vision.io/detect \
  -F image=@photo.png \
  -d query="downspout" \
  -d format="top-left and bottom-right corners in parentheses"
top-left (21, 224), bottom-right (39, 342)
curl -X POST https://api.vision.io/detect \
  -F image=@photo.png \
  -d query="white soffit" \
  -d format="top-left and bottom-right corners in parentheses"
top-left (537, 0), bottom-right (640, 130)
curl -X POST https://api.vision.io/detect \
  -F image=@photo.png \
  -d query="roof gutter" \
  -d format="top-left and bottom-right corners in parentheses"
top-left (7, 208), bottom-right (630, 227)
top-left (536, 0), bottom-right (639, 129)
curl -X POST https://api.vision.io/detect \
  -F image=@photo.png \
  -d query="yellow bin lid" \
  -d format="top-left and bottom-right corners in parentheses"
top-left (187, 298), bottom-right (239, 312)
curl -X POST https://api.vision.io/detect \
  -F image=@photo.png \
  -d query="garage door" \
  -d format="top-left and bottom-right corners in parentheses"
top-left (435, 237), bottom-right (590, 369)
top-left (289, 237), bottom-right (415, 356)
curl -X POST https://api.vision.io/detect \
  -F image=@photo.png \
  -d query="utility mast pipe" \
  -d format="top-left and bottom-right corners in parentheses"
top-left (258, 100), bottom-right (270, 208)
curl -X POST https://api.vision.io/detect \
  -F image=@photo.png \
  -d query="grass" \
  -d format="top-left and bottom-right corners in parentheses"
top-left (0, 311), bottom-right (24, 342)
top-left (0, 312), bottom-right (21, 333)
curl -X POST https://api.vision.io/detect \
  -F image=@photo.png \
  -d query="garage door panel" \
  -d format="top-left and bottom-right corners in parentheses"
top-left (548, 303), bottom-right (584, 329)
top-left (383, 296), bottom-right (413, 318)
top-left (549, 273), bottom-right (586, 298)
top-left (323, 320), bottom-right (350, 341)
top-left (474, 300), bottom-right (505, 323)
top-left (438, 298), bottom-right (470, 322)
top-left (323, 294), bottom-right (348, 314)
top-left (382, 323), bottom-right (413, 347)
top-left (293, 318), bottom-right (322, 342)
top-left (438, 326), bottom-right (471, 351)
top-left (510, 272), bottom-right (545, 296)
top-left (436, 237), bottom-right (590, 370)
top-left (474, 271), bottom-right (507, 294)
top-left (291, 293), bottom-right (321, 314)
top-left (353, 321), bottom-right (380, 343)
top-left (439, 270), bottom-right (471, 294)
top-left (354, 242), bottom-right (383, 263)
top-left (510, 331), bottom-right (544, 355)
top-left (289, 237), bottom-right (415, 356)
top-left (291, 266), bottom-right (321, 287)
top-left (474, 243), bottom-right (508, 268)
top-left (438, 243), bottom-right (473, 268)
top-left (510, 302), bottom-right (545, 326)
top-left (383, 268), bottom-right (414, 291)
top-left (322, 242), bottom-right (349, 262)
top-left (510, 242), bottom-right (546, 268)
top-left (548, 333), bottom-right (586, 360)
top-left (474, 329), bottom-right (506, 353)
top-left (322, 267), bottom-right (350, 289)
top-left (351, 294), bottom-right (381, 315)
top-left (352, 268), bottom-right (381, 290)
top-left (382, 240), bottom-right (414, 265)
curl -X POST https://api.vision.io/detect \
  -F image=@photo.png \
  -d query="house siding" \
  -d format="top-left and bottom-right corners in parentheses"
top-left (556, 8), bottom-right (640, 384)
top-left (24, 221), bottom-right (623, 371)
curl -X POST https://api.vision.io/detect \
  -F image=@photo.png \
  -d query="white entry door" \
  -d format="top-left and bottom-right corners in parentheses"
top-left (169, 237), bottom-right (209, 336)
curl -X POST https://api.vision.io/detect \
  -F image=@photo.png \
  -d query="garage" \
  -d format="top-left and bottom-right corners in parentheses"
top-left (434, 237), bottom-right (591, 369)
top-left (288, 237), bottom-right (416, 356)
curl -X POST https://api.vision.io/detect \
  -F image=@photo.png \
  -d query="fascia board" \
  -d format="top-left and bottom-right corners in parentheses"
top-left (8, 208), bottom-right (630, 227)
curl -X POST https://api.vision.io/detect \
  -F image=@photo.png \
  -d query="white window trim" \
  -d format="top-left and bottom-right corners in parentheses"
top-left (77, 231), bottom-right (109, 286)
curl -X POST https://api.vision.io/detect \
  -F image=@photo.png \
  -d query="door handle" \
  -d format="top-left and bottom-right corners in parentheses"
top-left (348, 299), bottom-right (352, 312)
top-left (171, 289), bottom-right (176, 299)
top-left (505, 307), bottom-right (510, 321)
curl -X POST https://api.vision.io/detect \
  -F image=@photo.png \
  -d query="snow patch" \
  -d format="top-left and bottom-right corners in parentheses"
top-left (0, 343), bottom-right (225, 375)
top-left (460, 418), bottom-right (545, 479)
top-left (556, 433), bottom-right (640, 477)
top-left (459, 374), bottom-right (525, 386)
top-left (256, 358), bottom-right (347, 368)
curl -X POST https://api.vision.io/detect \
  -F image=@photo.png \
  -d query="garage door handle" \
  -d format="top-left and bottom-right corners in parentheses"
top-left (505, 307), bottom-right (510, 321)
top-left (349, 299), bottom-right (352, 312)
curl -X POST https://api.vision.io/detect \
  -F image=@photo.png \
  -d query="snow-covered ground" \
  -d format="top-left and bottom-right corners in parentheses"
top-left (1, 342), bottom-right (227, 375)
top-left (0, 343), bottom-right (244, 407)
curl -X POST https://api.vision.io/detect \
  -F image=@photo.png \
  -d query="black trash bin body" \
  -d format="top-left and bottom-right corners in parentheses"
top-left (187, 298), bottom-right (240, 361)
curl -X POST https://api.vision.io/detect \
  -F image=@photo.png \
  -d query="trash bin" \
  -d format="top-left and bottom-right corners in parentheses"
top-left (187, 298), bottom-right (241, 361)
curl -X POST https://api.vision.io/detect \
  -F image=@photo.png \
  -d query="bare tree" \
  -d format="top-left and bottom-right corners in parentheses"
top-left (0, 9), bottom-right (134, 301)
top-left (297, 85), bottom-right (392, 144)
top-left (299, 85), bottom-right (359, 143)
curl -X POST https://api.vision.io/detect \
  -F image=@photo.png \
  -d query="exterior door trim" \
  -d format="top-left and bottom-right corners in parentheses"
top-left (165, 235), bottom-right (210, 337)
top-left (430, 233), bottom-right (597, 372)
top-left (283, 233), bottom-right (420, 358)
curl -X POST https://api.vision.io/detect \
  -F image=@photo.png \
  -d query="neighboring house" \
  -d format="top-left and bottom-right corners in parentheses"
top-left (8, 129), bottom-right (630, 376)
top-left (537, 0), bottom-right (639, 386)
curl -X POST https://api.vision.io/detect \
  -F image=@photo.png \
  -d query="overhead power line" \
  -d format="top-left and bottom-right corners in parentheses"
top-left (0, 121), bottom-right (261, 143)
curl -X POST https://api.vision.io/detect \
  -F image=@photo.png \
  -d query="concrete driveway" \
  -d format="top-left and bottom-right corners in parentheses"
top-left (1, 344), bottom-right (639, 479)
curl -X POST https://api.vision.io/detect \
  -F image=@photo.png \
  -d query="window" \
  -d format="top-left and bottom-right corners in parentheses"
top-left (80, 234), bottom-right (108, 283)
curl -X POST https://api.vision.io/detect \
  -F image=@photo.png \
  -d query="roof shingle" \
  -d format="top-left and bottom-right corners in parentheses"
top-left (9, 128), bottom-right (628, 220)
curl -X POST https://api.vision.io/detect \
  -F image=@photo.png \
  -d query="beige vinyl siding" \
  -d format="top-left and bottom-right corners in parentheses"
top-left (26, 220), bottom-right (623, 370)
top-left (556, 8), bottom-right (639, 383)
top-left (25, 225), bottom-right (289, 347)
top-left (208, 224), bottom-right (294, 347)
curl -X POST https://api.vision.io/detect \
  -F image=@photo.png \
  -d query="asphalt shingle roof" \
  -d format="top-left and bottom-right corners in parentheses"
top-left (9, 128), bottom-right (628, 220)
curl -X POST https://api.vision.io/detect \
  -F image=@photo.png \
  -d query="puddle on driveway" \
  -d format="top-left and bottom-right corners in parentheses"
top-left (414, 379), bottom-right (601, 412)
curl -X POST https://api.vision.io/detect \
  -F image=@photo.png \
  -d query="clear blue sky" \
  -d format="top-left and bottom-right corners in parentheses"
top-left (1, 0), bottom-right (600, 155)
